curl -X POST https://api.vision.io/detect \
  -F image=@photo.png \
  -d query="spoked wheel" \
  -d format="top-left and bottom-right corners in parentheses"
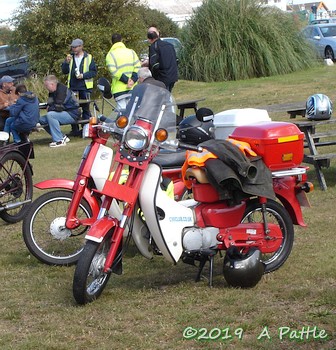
top-left (73, 232), bottom-right (113, 305)
top-left (22, 190), bottom-right (92, 265)
top-left (0, 151), bottom-right (33, 223)
top-left (241, 199), bottom-right (294, 273)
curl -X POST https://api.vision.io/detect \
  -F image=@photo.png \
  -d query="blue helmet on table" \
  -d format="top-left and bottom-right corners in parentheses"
top-left (306, 94), bottom-right (333, 120)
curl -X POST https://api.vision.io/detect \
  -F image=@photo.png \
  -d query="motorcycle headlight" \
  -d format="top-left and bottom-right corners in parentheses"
top-left (125, 126), bottom-right (149, 151)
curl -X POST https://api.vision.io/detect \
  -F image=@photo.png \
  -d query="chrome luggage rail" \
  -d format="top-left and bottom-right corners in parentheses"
top-left (271, 167), bottom-right (307, 178)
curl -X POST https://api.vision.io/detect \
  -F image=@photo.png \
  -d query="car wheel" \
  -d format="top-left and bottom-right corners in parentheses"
top-left (325, 46), bottom-right (335, 61)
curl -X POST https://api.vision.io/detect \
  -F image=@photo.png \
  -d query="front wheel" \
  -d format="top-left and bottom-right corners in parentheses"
top-left (73, 233), bottom-right (113, 305)
top-left (241, 199), bottom-right (294, 273)
top-left (22, 190), bottom-right (92, 265)
top-left (0, 151), bottom-right (33, 223)
top-left (325, 46), bottom-right (335, 61)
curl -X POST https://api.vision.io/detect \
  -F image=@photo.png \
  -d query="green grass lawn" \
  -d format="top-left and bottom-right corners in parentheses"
top-left (0, 65), bottom-right (335, 349)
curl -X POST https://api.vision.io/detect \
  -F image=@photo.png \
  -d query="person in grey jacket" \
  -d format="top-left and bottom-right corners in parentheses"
top-left (4, 84), bottom-right (40, 143)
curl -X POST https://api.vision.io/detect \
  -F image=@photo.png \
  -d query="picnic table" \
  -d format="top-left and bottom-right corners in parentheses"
top-left (292, 117), bottom-right (336, 190)
top-left (176, 98), bottom-right (205, 124)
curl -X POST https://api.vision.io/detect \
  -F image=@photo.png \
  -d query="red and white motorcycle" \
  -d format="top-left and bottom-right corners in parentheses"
top-left (72, 83), bottom-right (313, 304)
top-left (21, 101), bottom-right (207, 266)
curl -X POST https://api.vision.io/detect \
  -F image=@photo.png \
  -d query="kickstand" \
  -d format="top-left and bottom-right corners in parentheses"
top-left (195, 253), bottom-right (215, 287)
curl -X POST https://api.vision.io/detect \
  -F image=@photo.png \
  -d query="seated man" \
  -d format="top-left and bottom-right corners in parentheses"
top-left (40, 75), bottom-right (80, 147)
top-left (0, 75), bottom-right (17, 131)
top-left (137, 67), bottom-right (166, 88)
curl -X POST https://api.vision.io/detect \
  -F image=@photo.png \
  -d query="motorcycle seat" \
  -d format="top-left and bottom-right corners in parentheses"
top-left (154, 149), bottom-right (186, 168)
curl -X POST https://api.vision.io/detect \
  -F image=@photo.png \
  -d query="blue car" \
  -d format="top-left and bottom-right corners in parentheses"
top-left (301, 23), bottom-right (336, 61)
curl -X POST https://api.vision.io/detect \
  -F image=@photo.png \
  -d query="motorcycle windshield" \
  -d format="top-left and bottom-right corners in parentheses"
top-left (124, 83), bottom-right (177, 142)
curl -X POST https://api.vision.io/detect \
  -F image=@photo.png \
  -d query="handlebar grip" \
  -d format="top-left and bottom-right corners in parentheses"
top-left (178, 141), bottom-right (203, 152)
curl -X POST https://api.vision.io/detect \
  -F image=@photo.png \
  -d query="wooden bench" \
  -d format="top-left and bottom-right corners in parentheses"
top-left (304, 153), bottom-right (336, 168)
top-left (39, 100), bottom-right (96, 127)
top-left (293, 118), bottom-right (336, 190)
top-left (287, 108), bottom-right (306, 118)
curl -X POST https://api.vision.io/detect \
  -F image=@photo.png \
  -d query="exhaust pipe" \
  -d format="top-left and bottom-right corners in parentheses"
top-left (0, 199), bottom-right (32, 212)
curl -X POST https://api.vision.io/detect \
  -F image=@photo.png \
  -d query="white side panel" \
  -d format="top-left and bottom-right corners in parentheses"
top-left (139, 163), bottom-right (194, 263)
top-left (107, 199), bottom-right (153, 260)
top-left (131, 205), bottom-right (153, 260)
top-left (90, 144), bottom-right (113, 191)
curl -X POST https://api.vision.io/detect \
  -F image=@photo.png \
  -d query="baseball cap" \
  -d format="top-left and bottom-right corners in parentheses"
top-left (0, 75), bottom-right (15, 83)
top-left (70, 38), bottom-right (83, 47)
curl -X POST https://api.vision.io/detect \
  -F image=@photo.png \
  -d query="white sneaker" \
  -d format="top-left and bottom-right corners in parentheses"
top-left (49, 139), bottom-right (66, 148)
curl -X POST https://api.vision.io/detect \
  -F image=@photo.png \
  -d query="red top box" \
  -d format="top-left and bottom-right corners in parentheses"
top-left (230, 122), bottom-right (304, 170)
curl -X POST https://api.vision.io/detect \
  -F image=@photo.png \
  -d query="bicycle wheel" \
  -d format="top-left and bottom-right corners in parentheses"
top-left (22, 190), bottom-right (92, 266)
top-left (0, 151), bottom-right (33, 223)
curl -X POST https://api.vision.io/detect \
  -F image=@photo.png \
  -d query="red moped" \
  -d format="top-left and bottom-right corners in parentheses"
top-left (71, 83), bottom-right (313, 304)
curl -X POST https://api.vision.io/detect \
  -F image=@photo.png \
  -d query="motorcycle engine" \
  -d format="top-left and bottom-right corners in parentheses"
top-left (182, 227), bottom-right (220, 251)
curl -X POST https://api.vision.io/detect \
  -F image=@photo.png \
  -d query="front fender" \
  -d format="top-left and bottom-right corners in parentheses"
top-left (34, 178), bottom-right (100, 217)
top-left (85, 217), bottom-right (117, 243)
top-left (34, 178), bottom-right (75, 190)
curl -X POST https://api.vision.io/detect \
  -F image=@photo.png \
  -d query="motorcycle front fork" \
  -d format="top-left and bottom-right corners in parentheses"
top-left (65, 175), bottom-right (89, 229)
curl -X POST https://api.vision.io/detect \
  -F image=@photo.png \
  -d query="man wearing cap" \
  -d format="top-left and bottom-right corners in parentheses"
top-left (0, 75), bottom-right (17, 130)
top-left (61, 38), bottom-right (97, 136)
top-left (106, 33), bottom-right (141, 111)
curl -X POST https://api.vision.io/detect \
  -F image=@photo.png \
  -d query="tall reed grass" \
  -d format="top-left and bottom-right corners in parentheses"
top-left (179, 0), bottom-right (316, 82)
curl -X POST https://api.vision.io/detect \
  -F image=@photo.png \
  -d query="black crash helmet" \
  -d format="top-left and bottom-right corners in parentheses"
top-left (306, 94), bottom-right (333, 120)
top-left (223, 246), bottom-right (265, 288)
top-left (178, 113), bottom-right (214, 145)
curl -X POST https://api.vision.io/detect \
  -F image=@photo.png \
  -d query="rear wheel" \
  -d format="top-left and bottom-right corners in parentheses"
top-left (73, 233), bottom-right (113, 305)
top-left (241, 199), bottom-right (294, 273)
top-left (22, 190), bottom-right (91, 265)
top-left (0, 151), bottom-right (33, 223)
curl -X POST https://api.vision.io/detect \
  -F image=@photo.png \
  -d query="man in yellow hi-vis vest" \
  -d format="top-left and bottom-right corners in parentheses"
top-left (61, 38), bottom-right (97, 136)
top-left (105, 33), bottom-right (141, 111)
